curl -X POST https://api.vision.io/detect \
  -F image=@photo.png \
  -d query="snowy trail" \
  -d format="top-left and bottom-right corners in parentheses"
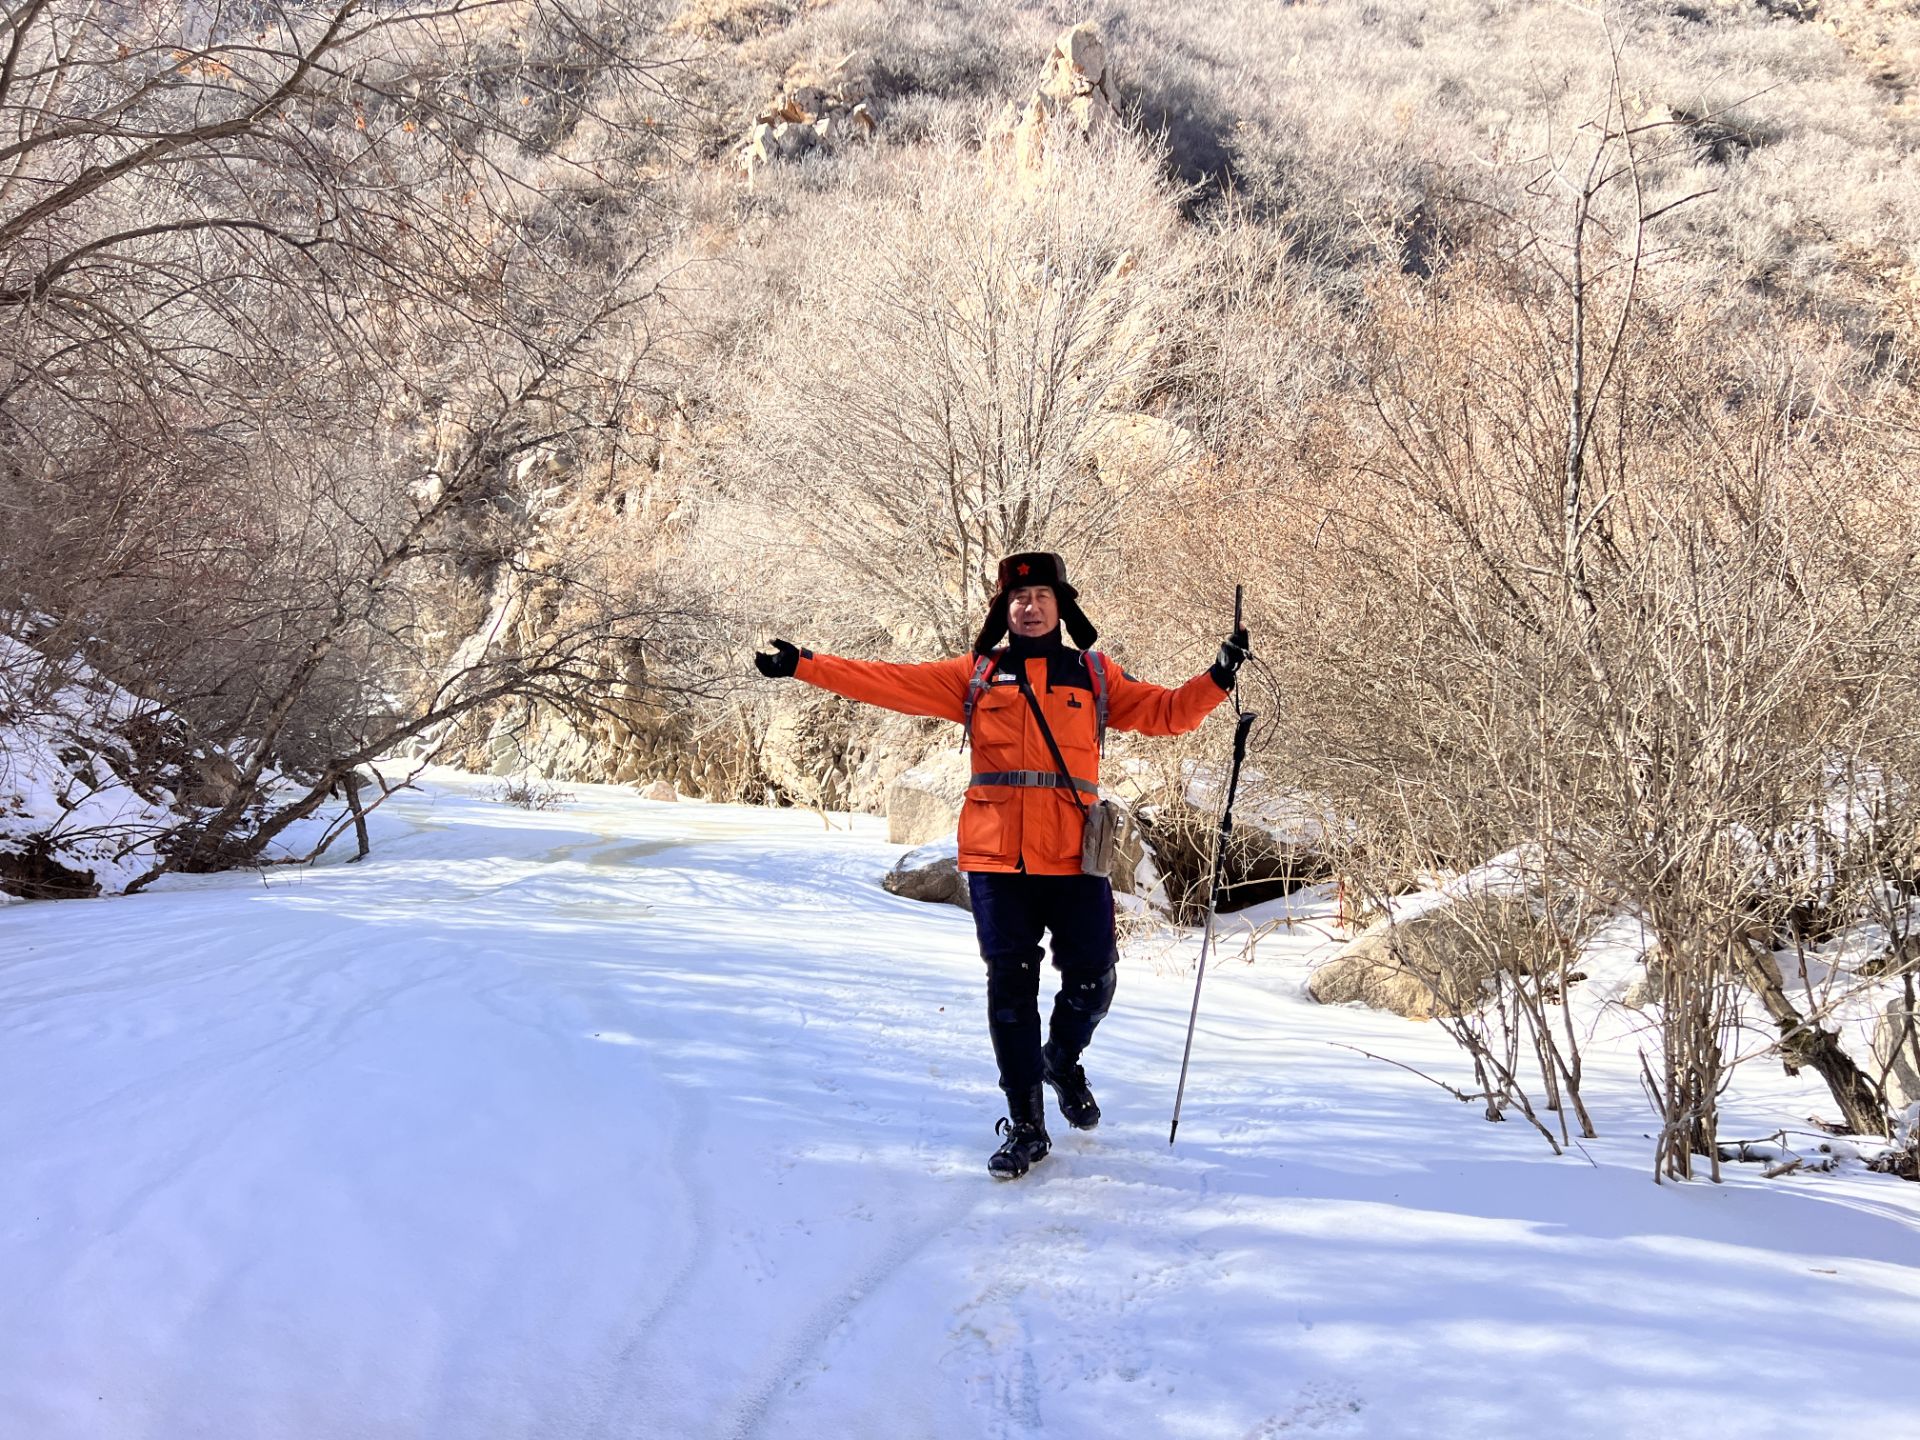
top-left (4, 772), bottom-right (1919, 1440)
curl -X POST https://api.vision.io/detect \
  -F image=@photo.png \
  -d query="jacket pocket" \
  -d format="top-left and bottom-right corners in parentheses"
top-left (1029, 790), bottom-right (1088, 873)
top-left (958, 793), bottom-right (1017, 867)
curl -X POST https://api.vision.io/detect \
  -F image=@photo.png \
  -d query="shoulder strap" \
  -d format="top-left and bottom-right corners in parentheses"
top-left (1084, 651), bottom-right (1110, 752)
top-left (962, 652), bottom-right (998, 745)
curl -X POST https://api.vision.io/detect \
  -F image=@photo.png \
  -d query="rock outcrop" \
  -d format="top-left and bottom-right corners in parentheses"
top-left (988, 22), bottom-right (1120, 184)
top-left (1620, 961), bottom-right (1662, 1012)
top-left (738, 77), bottom-right (875, 185)
top-left (1308, 897), bottom-right (1538, 1021)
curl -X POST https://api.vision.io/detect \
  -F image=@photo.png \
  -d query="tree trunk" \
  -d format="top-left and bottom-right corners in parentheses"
top-left (1734, 948), bottom-right (1887, 1136)
top-left (345, 770), bottom-right (371, 861)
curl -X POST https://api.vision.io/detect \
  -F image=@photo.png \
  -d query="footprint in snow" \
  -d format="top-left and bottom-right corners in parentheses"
top-left (1242, 1384), bottom-right (1367, 1436)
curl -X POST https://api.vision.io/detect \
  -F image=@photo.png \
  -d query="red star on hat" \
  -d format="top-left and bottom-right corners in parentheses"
top-left (1017, 563), bottom-right (1031, 576)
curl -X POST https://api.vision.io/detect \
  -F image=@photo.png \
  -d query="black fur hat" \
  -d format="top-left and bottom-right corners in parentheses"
top-left (972, 551), bottom-right (1099, 655)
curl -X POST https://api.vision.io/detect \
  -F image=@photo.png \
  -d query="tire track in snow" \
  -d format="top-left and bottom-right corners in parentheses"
top-left (586, 1078), bottom-right (714, 1440)
top-left (720, 1188), bottom-right (983, 1440)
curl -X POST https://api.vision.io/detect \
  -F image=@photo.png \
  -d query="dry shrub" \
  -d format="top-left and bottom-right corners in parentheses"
top-left (488, 777), bottom-right (578, 810)
top-left (1176, 209), bottom-right (1920, 1173)
top-left (693, 123), bottom-right (1199, 658)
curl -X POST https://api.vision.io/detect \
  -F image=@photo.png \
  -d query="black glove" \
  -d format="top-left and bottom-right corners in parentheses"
top-left (754, 638), bottom-right (801, 679)
top-left (1209, 626), bottom-right (1250, 691)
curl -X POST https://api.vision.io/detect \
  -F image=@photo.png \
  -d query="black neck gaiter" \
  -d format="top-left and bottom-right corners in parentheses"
top-left (1003, 625), bottom-right (1064, 662)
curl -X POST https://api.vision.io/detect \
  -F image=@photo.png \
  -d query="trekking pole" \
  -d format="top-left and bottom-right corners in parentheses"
top-left (1170, 586), bottom-right (1257, 1146)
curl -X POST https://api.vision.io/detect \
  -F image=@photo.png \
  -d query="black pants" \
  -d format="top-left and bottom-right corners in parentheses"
top-left (966, 872), bottom-right (1118, 1098)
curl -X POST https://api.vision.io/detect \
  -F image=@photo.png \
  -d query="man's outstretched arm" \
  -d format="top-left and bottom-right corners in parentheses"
top-left (1105, 627), bottom-right (1249, 736)
top-left (1106, 666), bottom-right (1230, 736)
top-left (757, 639), bottom-right (974, 724)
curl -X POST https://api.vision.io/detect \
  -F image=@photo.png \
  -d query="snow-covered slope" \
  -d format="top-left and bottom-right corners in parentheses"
top-left (0, 633), bottom-right (265, 899)
top-left (3, 772), bottom-right (1917, 1439)
top-left (0, 634), bottom-right (185, 897)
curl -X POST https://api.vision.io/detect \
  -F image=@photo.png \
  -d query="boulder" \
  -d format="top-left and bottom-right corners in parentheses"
top-left (1130, 795), bottom-right (1329, 924)
top-left (1875, 998), bottom-right (1920, 1110)
top-left (1051, 24), bottom-right (1107, 90)
top-left (796, 86), bottom-right (841, 121)
top-left (1619, 941), bottom-right (1668, 1010)
top-left (885, 750), bottom-right (971, 846)
top-left (738, 85), bottom-right (874, 183)
top-left (640, 779), bottom-right (678, 802)
top-left (1308, 897), bottom-right (1536, 1020)
top-left (815, 104), bottom-right (875, 146)
top-left (882, 838), bottom-right (971, 910)
top-left (745, 121), bottom-right (777, 169)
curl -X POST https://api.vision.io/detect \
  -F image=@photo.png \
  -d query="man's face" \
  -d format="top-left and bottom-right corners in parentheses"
top-left (1007, 585), bottom-right (1059, 637)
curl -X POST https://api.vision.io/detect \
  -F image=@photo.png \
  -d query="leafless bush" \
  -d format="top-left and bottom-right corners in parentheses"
top-left (1277, 270), bottom-right (1918, 1176)
top-left (487, 776), bottom-right (577, 810)
top-left (694, 123), bottom-right (1197, 657)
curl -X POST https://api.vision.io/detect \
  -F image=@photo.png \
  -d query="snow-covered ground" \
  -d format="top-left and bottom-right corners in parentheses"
top-left (4, 772), bottom-right (1918, 1440)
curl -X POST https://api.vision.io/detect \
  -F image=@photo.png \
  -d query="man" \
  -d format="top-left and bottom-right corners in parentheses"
top-left (755, 553), bottom-right (1248, 1179)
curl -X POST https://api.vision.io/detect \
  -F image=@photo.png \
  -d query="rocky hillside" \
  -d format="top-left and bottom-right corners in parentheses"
top-left (437, 0), bottom-right (1920, 800)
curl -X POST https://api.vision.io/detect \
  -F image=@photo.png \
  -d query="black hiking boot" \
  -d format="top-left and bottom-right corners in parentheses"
top-left (1043, 1043), bottom-right (1101, 1130)
top-left (987, 1085), bottom-right (1051, 1180)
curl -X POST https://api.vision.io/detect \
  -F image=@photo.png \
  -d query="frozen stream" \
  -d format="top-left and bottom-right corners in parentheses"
top-left (4, 771), bottom-right (1917, 1439)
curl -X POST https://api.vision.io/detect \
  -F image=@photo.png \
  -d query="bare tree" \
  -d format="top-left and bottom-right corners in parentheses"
top-left (0, 0), bottom-right (707, 885)
top-left (703, 124), bottom-right (1198, 656)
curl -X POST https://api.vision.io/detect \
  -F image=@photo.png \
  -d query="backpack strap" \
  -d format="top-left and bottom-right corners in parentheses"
top-left (967, 648), bottom-right (1109, 750)
top-left (1084, 651), bottom-right (1111, 752)
top-left (962, 651), bottom-right (999, 746)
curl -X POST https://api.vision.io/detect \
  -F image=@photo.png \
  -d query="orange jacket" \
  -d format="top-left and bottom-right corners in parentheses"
top-left (795, 644), bottom-right (1229, 874)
